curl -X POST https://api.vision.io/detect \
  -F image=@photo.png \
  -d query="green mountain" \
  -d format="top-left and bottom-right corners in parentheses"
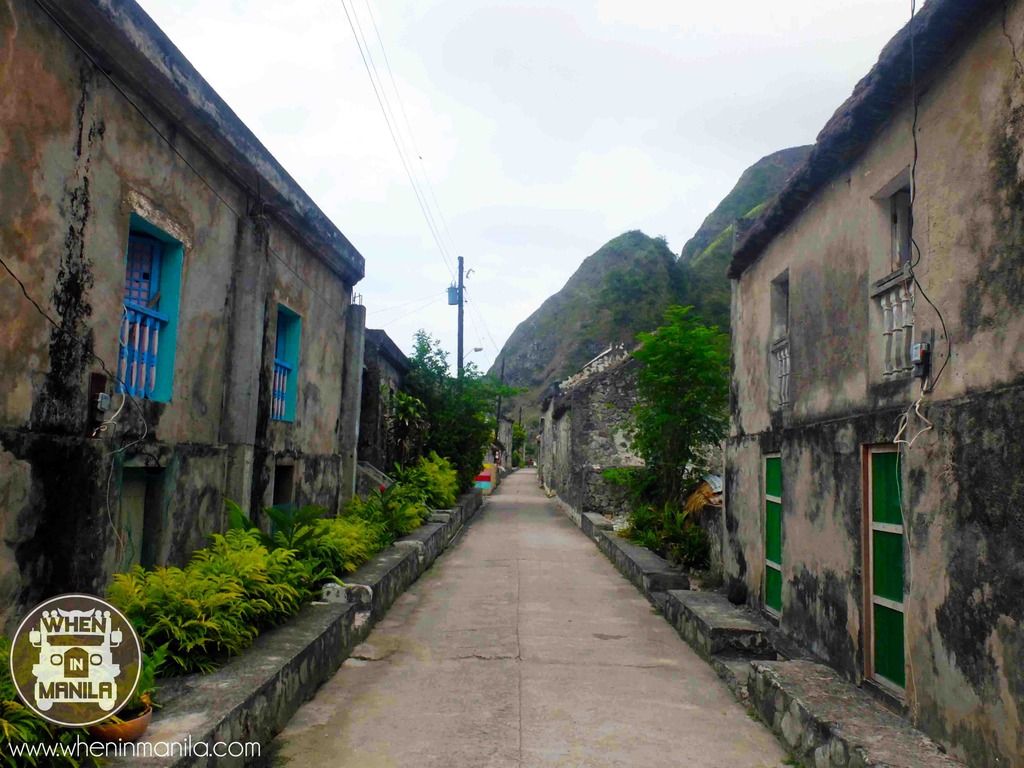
top-left (679, 146), bottom-right (812, 263)
top-left (489, 231), bottom-right (684, 405)
top-left (489, 146), bottom-right (811, 418)
top-left (678, 146), bottom-right (810, 329)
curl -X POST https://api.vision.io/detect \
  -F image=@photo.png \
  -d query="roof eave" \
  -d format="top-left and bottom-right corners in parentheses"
top-left (728, 0), bottom-right (1002, 280)
top-left (40, 0), bottom-right (365, 286)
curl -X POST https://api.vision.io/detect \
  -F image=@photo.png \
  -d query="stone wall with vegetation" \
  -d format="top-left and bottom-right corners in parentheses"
top-left (538, 358), bottom-right (641, 522)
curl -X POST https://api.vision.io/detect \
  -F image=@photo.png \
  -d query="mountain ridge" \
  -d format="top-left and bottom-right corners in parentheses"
top-left (488, 145), bottom-right (812, 420)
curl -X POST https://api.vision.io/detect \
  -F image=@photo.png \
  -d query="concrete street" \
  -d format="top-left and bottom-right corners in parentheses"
top-left (271, 469), bottom-right (788, 767)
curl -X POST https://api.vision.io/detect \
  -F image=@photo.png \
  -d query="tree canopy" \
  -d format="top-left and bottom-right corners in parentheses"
top-left (404, 330), bottom-right (515, 490)
top-left (631, 306), bottom-right (729, 501)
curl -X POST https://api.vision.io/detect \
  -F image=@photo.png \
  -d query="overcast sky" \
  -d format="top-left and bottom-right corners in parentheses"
top-left (139, 0), bottom-right (909, 371)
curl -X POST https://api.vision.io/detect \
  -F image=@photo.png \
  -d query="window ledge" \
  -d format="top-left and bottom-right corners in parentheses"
top-left (870, 265), bottom-right (912, 298)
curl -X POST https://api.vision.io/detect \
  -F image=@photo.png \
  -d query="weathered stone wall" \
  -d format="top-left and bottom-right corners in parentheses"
top-left (538, 358), bottom-right (641, 522)
top-left (725, 4), bottom-right (1024, 764)
top-left (357, 329), bottom-right (408, 472)
top-left (0, 0), bottom-right (363, 630)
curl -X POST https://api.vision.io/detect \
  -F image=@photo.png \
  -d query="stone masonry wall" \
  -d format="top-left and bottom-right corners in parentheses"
top-left (538, 357), bottom-right (641, 523)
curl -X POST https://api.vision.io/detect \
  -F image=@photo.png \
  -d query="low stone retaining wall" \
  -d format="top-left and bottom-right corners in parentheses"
top-left (663, 590), bottom-right (775, 662)
top-left (595, 529), bottom-right (690, 598)
top-left (748, 660), bottom-right (964, 768)
top-left (580, 511), bottom-right (613, 541)
top-left (110, 488), bottom-right (484, 768)
top-left (550, 495), bottom-right (687, 601)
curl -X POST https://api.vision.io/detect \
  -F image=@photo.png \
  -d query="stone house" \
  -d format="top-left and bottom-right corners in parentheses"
top-left (358, 329), bottom-right (410, 473)
top-left (722, 0), bottom-right (1023, 764)
top-left (496, 415), bottom-right (515, 469)
top-left (538, 345), bottom-right (642, 524)
top-left (0, 0), bottom-right (366, 630)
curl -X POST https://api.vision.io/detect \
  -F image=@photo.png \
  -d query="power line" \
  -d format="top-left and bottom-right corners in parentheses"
top-left (367, 289), bottom-right (446, 314)
top-left (338, 0), bottom-right (457, 282)
top-left (463, 285), bottom-right (502, 353)
top-left (347, 0), bottom-right (503, 362)
top-left (358, 0), bottom-right (466, 269)
top-left (382, 294), bottom-right (446, 325)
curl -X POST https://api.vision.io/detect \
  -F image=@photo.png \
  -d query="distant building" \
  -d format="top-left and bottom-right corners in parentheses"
top-left (358, 329), bottom-right (411, 472)
top-left (538, 345), bottom-right (642, 524)
top-left (0, 0), bottom-right (365, 629)
top-left (723, 1), bottom-right (1023, 764)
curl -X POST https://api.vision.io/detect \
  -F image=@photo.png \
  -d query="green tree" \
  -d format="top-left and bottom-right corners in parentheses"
top-left (405, 331), bottom-right (514, 490)
top-left (631, 306), bottom-right (729, 502)
top-left (511, 422), bottom-right (527, 466)
top-left (384, 389), bottom-right (428, 466)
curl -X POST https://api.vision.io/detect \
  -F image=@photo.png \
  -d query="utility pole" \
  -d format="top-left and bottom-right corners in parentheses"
top-left (457, 256), bottom-right (465, 379)
top-left (494, 356), bottom-right (505, 427)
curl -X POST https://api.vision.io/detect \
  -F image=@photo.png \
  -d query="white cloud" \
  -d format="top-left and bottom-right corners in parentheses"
top-left (138, 0), bottom-right (909, 369)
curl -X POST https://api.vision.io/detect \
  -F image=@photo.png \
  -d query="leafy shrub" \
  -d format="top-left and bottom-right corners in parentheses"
top-left (394, 451), bottom-right (459, 509)
top-left (300, 517), bottom-right (383, 576)
top-left (601, 466), bottom-right (659, 504)
top-left (264, 504), bottom-right (327, 550)
top-left (109, 563), bottom-right (258, 674)
top-left (110, 485), bottom-right (432, 677)
top-left (624, 502), bottom-right (710, 571)
top-left (343, 483), bottom-right (430, 545)
top-left (190, 529), bottom-right (310, 627)
top-left (0, 637), bottom-right (101, 768)
top-left (108, 531), bottom-right (303, 673)
top-left (405, 330), bottom-right (516, 491)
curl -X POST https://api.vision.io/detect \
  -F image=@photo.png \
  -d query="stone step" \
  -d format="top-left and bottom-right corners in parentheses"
top-left (595, 529), bottom-right (690, 598)
top-left (581, 511), bottom-right (614, 540)
top-left (663, 589), bottom-right (776, 662)
top-left (710, 657), bottom-right (755, 703)
top-left (749, 660), bottom-right (964, 768)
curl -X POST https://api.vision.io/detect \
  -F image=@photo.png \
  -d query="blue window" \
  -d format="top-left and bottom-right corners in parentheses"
top-left (116, 215), bottom-right (182, 402)
top-left (272, 306), bottom-right (301, 422)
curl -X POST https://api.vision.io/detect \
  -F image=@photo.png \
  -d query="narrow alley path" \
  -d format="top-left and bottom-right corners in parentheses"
top-left (271, 470), bottom-right (787, 767)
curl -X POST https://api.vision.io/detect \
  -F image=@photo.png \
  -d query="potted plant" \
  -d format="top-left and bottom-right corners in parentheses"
top-left (88, 645), bottom-right (167, 743)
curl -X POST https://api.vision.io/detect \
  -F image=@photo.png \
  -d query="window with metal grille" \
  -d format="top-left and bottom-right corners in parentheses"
top-left (272, 306), bottom-right (301, 422)
top-left (117, 218), bottom-right (182, 402)
top-left (769, 272), bottom-right (791, 409)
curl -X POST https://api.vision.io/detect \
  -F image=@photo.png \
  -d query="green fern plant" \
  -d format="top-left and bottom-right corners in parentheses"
top-left (342, 482), bottom-right (430, 545)
top-left (190, 529), bottom-right (308, 627)
top-left (394, 452), bottom-right (459, 509)
top-left (108, 564), bottom-right (258, 674)
top-left (298, 517), bottom-right (381, 576)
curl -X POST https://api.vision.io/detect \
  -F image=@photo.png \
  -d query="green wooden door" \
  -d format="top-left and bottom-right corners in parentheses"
top-left (764, 456), bottom-right (783, 614)
top-left (869, 450), bottom-right (905, 689)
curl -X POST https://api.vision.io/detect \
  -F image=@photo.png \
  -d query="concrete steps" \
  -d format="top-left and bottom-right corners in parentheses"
top-left (749, 660), bottom-right (964, 768)
top-left (594, 529), bottom-right (690, 596)
top-left (663, 589), bottom-right (775, 662)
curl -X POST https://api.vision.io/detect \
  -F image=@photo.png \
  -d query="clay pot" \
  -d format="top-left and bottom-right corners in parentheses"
top-left (88, 706), bottom-right (152, 743)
